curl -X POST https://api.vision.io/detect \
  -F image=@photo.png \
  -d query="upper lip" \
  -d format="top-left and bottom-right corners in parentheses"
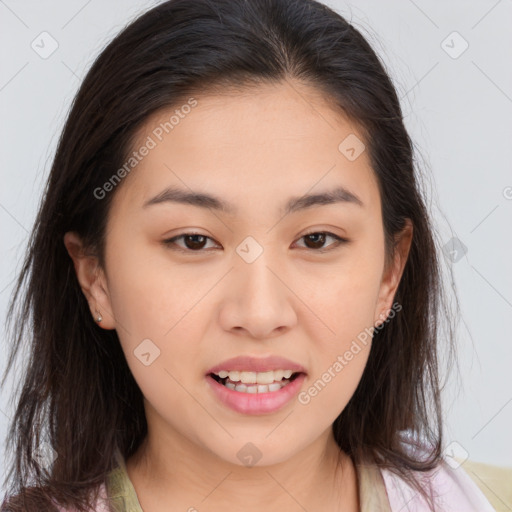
top-left (207, 355), bottom-right (306, 375)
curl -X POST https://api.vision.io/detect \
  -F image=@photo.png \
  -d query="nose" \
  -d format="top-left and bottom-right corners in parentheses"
top-left (218, 252), bottom-right (297, 340)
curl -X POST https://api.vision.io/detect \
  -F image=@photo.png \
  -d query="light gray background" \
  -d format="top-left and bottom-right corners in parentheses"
top-left (1, 0), bottom-right (511, 491)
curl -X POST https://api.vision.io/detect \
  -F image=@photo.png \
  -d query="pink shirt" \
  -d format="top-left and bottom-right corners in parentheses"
top-left (381, 460), bottom-right (497, 511)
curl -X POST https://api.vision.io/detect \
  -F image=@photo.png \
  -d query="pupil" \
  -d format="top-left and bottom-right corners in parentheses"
top-left (185, 235), bottom-right (206, 250)
top-left (305, 233), bottom-right (325, 249)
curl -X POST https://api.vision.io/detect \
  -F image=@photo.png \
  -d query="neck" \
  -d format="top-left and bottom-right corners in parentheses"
top-left (126, 422), bottom-right (359, 512)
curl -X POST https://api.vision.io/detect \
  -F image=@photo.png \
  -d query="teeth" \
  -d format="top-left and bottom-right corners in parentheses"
top-left (224, 380), bottom-right (291, 393)
top-left (216, 369), bottom-right (296, 384)
top-left (240, 371), bottom-right (257, 384)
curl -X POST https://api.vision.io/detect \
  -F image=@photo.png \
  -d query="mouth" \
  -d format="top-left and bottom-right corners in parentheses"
top-left (206, 369), bottom-right (307, 415)
top-left (209, 369), bottom-right (304, 394)
top-left (205, 355), bottom-right (307, 414)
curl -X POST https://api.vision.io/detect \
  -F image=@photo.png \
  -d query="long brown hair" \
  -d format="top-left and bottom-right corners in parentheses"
top-left (1, 0), bottom-right (459, 510)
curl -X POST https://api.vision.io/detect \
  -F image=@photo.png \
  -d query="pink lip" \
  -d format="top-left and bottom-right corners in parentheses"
top-left (206, 372), bottom-right (307, 415)
top-left (206, 355), bottom-right (306, 375)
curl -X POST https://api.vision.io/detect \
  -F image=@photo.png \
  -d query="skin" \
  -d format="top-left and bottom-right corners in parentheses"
top-left (64, 79), bottom-right (412, 512)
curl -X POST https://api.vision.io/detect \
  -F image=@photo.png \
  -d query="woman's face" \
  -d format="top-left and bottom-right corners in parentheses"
top-left (66, 79), bottom-right (411, 467)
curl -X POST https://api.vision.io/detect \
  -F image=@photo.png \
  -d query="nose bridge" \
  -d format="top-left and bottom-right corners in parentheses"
top-left (223, 235), bottom-right (296, 337)
top-left (234, 234), bottom-right (283, 304)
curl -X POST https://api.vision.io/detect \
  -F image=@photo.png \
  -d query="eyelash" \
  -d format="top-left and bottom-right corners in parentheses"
top-left (162, 231), bottom-right (349, 254)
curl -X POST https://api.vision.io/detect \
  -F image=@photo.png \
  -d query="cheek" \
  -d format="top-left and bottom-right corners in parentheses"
top-left (103, 235), bottom-right (216, 401)
top-left (300, 343), bottom-right (371, 417)
top-left (298, 247), bottom-right (383, 342)
top-left (297, 276), bottom-right (373, 425)
top-left (105, 231), bottom-right (207, 336)
top-left (297, 271), bottom-right (376, 421)
top-left (295, 241), bottom-right (383, 411)
top-left (107, 251), bottom-right (207, 423)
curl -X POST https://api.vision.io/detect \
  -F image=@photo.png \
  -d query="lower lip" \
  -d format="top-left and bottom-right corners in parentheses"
top-left (206, 373), bottom-right (306, 415)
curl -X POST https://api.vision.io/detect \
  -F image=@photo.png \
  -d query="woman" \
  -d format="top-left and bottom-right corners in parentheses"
top-left (1, 0), bottom-right (509, 510)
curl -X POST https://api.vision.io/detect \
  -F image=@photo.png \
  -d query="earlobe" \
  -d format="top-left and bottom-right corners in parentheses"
top-left (373, 219), bottom-right (413, 326)
top-left (63, 231), bottom-right (116, 330)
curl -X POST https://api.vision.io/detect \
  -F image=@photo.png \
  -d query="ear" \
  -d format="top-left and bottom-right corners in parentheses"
top-left (373, 219), bottom-right (413, 327)
top-left (63, 231), bottom-right (116, 330)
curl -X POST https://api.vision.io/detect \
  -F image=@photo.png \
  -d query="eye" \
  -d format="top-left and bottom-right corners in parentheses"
top-left (162, 231), bottom-right (349, 254)
top-left (163, 233), bottom-right (219, 252)
top-left (293, 231), bottom-right (348, 252)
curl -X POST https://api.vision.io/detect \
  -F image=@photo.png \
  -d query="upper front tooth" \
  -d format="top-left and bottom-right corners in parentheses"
top-left (215, 369), bottom-right (297, 383)
top-left (240, 371), bottom-right (257, 384)
top-left (256, 371), bottom-right (276, 384)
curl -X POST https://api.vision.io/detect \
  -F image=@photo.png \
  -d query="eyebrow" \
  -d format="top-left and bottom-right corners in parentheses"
top-left (142, 185), bottom-right (364, 216)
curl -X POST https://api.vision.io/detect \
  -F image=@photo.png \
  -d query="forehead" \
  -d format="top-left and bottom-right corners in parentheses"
top-left (111, 80), bottom-right (380, 218)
